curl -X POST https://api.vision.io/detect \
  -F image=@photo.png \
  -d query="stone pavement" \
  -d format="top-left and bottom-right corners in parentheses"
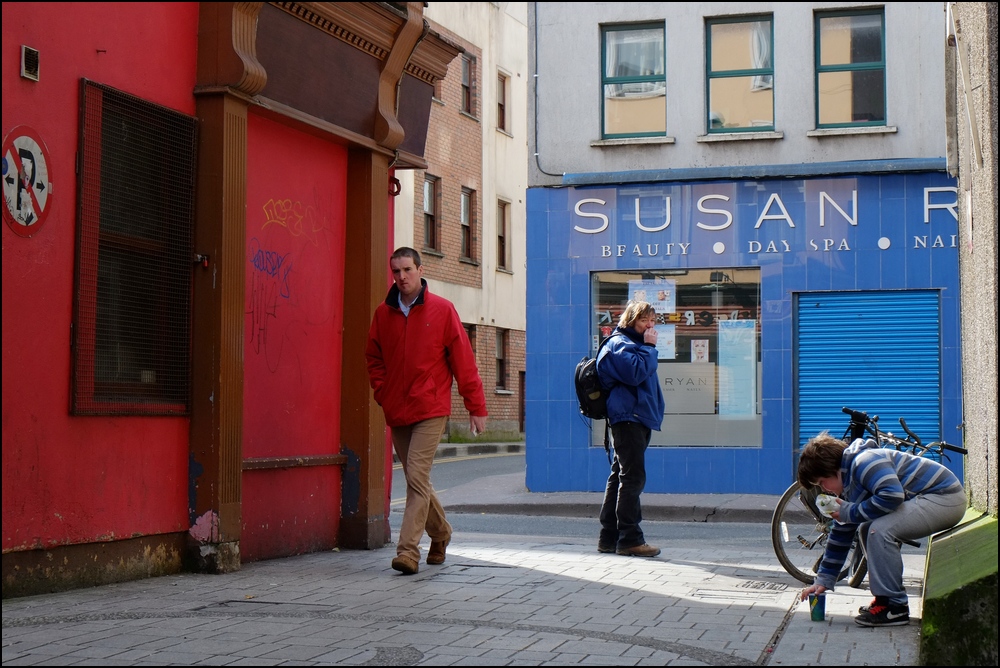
top-left (2, 447), bottom-right (927, 666)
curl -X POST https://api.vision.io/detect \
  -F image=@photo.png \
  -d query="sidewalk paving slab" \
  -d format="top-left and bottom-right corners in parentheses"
top-left (2, 446), bottom-right (925, 666)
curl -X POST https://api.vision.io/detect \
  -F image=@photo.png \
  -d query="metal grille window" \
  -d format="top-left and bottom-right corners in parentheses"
top-left (497, 200), bottom-right (509, 270)
top-left (815, 9), bottom-right (886, 127)
top-left (602, 23), bottom-right (666, 138)
top-left (461, 187), bottom-right (474, 260)
top-left (72, 79), bottom-right (197, 415)
top-left (706, 16), bottom-right (774, 132)
top-left (423, 175), bottom-right (439, 251)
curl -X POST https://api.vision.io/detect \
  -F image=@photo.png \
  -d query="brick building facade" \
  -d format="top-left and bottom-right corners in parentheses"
top-left (396, 5), bottom-right (528, 437)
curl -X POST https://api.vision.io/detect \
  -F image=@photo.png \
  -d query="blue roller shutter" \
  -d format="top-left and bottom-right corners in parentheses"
top-left (795, 290), bottom-right (942, 452)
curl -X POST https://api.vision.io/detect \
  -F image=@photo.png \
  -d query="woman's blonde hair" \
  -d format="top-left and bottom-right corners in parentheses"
top-left (618, 300), bottom-right (657, 329)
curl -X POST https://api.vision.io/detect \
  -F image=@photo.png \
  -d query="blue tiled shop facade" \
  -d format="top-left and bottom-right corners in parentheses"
top-left (526, 172), bottom-right (961, 494)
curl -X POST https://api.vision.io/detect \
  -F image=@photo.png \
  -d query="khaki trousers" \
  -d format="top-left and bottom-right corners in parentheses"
top-left (390, 416), bottom-right (452, 562)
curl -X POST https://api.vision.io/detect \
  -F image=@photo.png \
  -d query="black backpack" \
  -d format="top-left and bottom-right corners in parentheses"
top-left (575, 357), bottom-right (607, 420)
top-left (575, 337), bottom-right (614, 462)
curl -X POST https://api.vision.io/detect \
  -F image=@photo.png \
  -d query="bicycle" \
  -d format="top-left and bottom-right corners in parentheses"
top-left (770, 406), bottom-right (967, 586)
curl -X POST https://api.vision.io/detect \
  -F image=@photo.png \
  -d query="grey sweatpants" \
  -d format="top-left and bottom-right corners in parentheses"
top-left (864, 488), bottom-right (967, 606)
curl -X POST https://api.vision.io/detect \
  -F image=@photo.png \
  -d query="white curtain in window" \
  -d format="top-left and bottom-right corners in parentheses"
top-left (605, 32), bottom-right (622, 97)
top-left (606, 30), bottom-right (664, 98)
top-left (750, 21), bottom-right (773, 90)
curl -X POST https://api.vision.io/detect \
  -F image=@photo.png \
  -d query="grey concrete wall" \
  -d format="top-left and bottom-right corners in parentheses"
top-left (921, 6), bottom-right (997, 660)
top-left (529, 2), bottom-right (951, 185)
top-left (951, 1), bottom-right (998, 516)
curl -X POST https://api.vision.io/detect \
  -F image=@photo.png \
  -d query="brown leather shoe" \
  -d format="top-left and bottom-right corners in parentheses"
top-left (616, 543), bottom-right (661, 558)
top-left (391, 555), bottom-right (419, 574)
top-left (427, 537), bottom-right (450, 565)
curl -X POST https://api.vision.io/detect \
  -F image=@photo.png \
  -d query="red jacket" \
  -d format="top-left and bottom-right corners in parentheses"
top-left (365, 280), bottom-right (487, 427)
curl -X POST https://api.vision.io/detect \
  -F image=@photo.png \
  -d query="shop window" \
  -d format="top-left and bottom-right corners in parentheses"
top-left (601, 22), bottom-right (666, 138)
top-left (71, 79), bottom-right (197, 415)
top-left (592, 268), bottom-right (762, 447)
top-left (706, 16), bottom-right (774, 132)
top-left (815, 9), bottom-right (886, 127)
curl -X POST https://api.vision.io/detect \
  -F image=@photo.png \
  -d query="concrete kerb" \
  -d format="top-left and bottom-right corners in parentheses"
top-left (391, 440), bottom-right (526, 464)
top-left (443, 494), bottom-right (781, 524)
top-left (434, 441), bottom-right (526, 460)
top-left (421, 442), bottom-right (782, 524)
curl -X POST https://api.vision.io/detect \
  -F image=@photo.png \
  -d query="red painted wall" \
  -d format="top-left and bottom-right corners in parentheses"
top-left (2, 3), bottom-right (199, 552)
top-left (241, 112), bottom-right (348, 560)
top-left (385, 173), bottom-right (397, 539)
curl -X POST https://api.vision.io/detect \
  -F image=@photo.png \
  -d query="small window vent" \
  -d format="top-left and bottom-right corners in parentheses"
top-left (21, 45), bottom-right (39, 81)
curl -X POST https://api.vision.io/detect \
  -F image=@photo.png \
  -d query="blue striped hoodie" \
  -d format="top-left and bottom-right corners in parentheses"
top-left (813, 438), bottom-right (964, 590)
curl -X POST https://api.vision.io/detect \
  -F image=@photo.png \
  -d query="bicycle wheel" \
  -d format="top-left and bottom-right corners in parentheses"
top-left (847, 522), bottom-right (869, 589)
top-left (848, 552), bottom-right (868, 589)
top-left (770, 481), bottom-right (861, 585)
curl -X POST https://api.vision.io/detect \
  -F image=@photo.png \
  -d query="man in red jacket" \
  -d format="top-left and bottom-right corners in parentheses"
top-left (365, 247), bottom-right (488, 575)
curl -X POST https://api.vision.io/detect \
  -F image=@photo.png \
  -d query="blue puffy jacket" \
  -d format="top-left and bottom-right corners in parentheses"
top-left (596, 327), bottom-right (665, 431)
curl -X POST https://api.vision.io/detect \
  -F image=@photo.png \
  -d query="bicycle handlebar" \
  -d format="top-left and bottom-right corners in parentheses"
top-left (934, 441), bottom-right (968, 455)
top-left (898, 417), bottom-right (922, 446)
top-left (842, 406), bottom-right (868, 423)
top-left (841, 407), bottom-right (968, 457)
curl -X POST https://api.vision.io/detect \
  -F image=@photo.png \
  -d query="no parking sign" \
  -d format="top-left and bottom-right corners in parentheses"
top-left (3, 125), bottom-right (53, 237)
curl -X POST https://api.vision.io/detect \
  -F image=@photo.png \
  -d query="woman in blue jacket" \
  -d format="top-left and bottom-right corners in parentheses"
top-left (596, 301), bottom-right (665, 557)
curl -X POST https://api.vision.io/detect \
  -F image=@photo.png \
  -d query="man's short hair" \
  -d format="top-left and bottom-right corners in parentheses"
top-left (797, 431), bottom-right (847, 488)
top-left (391, 246), bottom-right (422, 267)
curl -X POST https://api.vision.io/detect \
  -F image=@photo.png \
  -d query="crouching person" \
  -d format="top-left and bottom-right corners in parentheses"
top-left (797, 432), bottom-right (966, 626)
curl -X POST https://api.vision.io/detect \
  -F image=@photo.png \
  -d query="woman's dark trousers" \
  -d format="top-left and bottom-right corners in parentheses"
top-left (599, 421), bottom-right (650, 550)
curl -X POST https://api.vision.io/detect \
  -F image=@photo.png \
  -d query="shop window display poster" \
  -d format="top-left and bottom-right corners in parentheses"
top-left (654, 324), bottom-right (676, 360)
top-left (718, 319), bottom-right (756, 417)
top-left (628, 279), bottom-right (676, 314)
